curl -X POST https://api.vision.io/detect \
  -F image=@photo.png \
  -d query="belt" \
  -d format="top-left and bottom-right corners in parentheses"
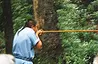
top-left (14, 54), bottom-right (33, 61)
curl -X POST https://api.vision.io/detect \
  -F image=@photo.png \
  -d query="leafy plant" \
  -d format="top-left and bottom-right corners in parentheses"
top-left (57, 0), bottom-right (98, 64)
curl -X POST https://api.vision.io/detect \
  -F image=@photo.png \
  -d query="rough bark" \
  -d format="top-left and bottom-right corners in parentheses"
top-left (2, 0), bottom-right (13, 54)
top-left (33, 0), bottom-right (63, 63)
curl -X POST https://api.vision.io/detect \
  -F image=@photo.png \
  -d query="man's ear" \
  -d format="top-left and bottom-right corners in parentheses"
top-left (36, 24), bottom-right (40, 29)
top-left (31, 25), bottom-right (35, 28)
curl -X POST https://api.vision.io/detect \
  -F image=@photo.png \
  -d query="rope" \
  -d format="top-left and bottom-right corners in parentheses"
top-left (42, 30), bottom-right (98, 33)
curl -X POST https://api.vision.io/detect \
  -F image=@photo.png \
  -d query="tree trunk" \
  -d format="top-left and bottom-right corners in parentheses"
top-left (2, 0), bottom-right (13, 54)
top-left (33, 0), bottom-right (63, 63)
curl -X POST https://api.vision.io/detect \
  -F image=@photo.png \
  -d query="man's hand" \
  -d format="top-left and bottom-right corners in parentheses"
top-left (35, 29), bottom-right (43, 50)
top-left (36, 29), bottom-right (43, 37)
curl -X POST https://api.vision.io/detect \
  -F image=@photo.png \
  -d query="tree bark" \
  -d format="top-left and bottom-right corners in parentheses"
top-left (2, 0), bottom-right (13, 54)
top-left (33, 0), bottom-right (63, 63)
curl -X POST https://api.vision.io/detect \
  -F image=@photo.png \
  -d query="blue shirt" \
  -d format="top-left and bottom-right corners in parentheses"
top-left (13, 27), bottom-right (39, 64)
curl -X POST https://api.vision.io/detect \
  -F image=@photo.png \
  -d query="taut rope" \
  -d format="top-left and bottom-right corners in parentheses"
top-left (42, 30), bottom-right (98, 33)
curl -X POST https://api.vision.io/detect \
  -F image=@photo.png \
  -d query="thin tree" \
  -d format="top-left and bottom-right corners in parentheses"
top-left (2, 0), bottom-right (13, 54)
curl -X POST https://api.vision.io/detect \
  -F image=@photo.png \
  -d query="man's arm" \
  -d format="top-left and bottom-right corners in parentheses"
top-left (35, 30), bottom-right (42, 49)
top-left (36, 40), bottom-right (42, 49)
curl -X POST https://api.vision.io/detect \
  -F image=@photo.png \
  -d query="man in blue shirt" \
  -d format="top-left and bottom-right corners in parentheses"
top-left (12, 19), bottom-right (42, 64)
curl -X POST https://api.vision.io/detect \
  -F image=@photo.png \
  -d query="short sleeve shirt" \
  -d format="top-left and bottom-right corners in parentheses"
top-left (12, 27), bottom-right (39, 59)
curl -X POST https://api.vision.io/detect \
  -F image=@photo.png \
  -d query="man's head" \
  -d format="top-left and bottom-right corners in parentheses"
top-left (25, 19), bottom-right (38, 32)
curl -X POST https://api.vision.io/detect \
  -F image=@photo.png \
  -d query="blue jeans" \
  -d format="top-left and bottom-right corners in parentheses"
top-left (15, 58), bottom-right (33, 64)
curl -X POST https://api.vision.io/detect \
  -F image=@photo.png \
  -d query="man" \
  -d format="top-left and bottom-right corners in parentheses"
top-left (12, 19), bottom-right (42, 64)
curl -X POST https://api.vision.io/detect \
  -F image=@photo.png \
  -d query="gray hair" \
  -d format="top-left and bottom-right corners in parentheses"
top-left (93, 56), bottom-right (98, 64)
top-left (0, 54), bottom-right (15, 64)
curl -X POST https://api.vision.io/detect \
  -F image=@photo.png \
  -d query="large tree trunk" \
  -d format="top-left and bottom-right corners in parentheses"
top-left (2, 0), bottom-right (13, 54)
top-left (33, 0), bottom-right (63, 63)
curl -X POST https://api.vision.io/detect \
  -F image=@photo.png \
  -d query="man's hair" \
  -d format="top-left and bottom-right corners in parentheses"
top-left (18, 19), bottom-right (37, 34)
top-left (25, 19), bottom-right (37, 28)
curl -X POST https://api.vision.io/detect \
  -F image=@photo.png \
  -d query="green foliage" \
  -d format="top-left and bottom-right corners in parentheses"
top-left (0, 32), bottom-right (5, 53)
top-left (0, 0), bottom-right (4, 32)
top-left (12, 0), bottom-right (33, 33)
top-left (87, 0), bottom-right (98, 24)
top-left (57, 0), bottom-right (98, 64)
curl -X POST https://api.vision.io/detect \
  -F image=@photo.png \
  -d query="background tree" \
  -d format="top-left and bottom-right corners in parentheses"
top-left (33, 0), bottom-right (63, 64)
top-left (2, 0), bottom-right (13, 54)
